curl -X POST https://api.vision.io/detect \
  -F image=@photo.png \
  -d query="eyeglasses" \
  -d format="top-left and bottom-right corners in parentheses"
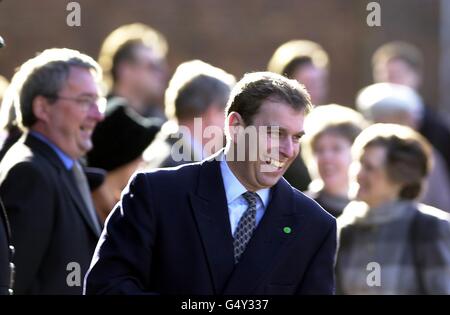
top-left (49, 95), bottom-right (107, 113)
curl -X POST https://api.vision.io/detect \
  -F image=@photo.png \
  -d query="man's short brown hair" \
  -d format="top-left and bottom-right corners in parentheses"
top-left (226, 71), bottom-right (312, 127)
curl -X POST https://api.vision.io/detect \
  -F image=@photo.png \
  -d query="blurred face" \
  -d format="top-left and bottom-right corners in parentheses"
top-left (372, 111), bottom-right (417, 130)
top-left (313, 132), bottom-right (352, 191)
top-left (227, 100), bottom-right (305, 192)
top-left (374, 58), bottom-right (421, 90)
top-left (202, 104), bottom-right (226, 155)
top-left (205, 103), bottom-right (226, 131)
top-left (41, 67), bottom-right (104, 159)
top-left (355, 145), bottom-right (402, 208)
top-left (293, 63), bottom-right (328, 105)
top-left (130, 45), bottom-right (168, 105)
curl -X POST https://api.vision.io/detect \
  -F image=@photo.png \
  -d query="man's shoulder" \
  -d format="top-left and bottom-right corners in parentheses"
top-left (133, 159), bottom-right (205, 187)
top-left (415, 203), bottom-right (450, 230)
top-left (146, 159), bottom-right (203, 176)
top-left (143, 136), bottom-right (187, 169)
top-left (1, 140), bottom-right (34, 172)
top-left (0, 139), bottom-right (56, 183)
top-left (401, 203), bottom-right (450, 244)
top-left (142, 121), bottom-right (199, 169)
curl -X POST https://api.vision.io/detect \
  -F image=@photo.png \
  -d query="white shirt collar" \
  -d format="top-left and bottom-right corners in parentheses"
top-left (219, 154), bottom-right (270, 207)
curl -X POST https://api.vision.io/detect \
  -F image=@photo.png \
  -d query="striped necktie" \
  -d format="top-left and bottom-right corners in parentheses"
top-left (72, 161), bottom-right (101, 235)
top-left (233, 191), bottom-right (258, 264)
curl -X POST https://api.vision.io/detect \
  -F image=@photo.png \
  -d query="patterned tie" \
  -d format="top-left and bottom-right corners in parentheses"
top-left (233, 191), bottom-right (259, 264)
top-left (72, 161), bottom-right (101, 235)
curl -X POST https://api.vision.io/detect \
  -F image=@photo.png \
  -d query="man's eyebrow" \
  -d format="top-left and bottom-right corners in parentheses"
top-left (267, 126), bottom-right (305, 137)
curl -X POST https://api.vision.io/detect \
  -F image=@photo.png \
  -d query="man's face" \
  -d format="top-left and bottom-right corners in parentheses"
top-left (228, 100), bottom-right (305, 191)
top-left (130, 45), bottom-right (168, 105)
top-left (43, 67), bottom-right (104, 159)
top-left (293, 63), bottom-right (328, 105)
top-left (202, 104), bottom-right (227, 156)
top-left (313, 132), bottom-right (352, 190)
top-left (374, 58), bottom-right (421, 90)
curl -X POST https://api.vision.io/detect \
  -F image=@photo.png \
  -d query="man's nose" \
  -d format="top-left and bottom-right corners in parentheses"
top-left (319, 149), bottom-right (333, 162)
top-left (279, 137), bottom-right (296, 158)
top-left (89, 105), bottom-right (104, 122)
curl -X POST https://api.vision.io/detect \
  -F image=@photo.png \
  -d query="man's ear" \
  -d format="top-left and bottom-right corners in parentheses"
top-left (228, 111), bottom-right (243, 127)
top-left (226, 111), bottom-right (244, 143)
top-left (32, 95), bottom-right (52, 123)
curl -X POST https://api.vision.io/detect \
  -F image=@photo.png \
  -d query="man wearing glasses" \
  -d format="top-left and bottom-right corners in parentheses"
top-left (0, 48), bottom-right (104, 294)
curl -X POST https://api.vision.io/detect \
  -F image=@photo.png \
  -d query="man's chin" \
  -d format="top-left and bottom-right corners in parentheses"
top-left (259, 172), bottom-right (284, 187)
top-left (80, 142), bottom-right (93, 155)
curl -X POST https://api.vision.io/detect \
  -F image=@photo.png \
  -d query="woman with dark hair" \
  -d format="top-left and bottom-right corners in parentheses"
top-left (336, 123), bottom-right (450, 294)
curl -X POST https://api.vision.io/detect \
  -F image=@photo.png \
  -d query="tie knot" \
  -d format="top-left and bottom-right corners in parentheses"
top-left (242, 191), bottom-right (258, 208)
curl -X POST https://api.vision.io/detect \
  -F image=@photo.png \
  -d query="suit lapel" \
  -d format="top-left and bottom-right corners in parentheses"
top-left (189, 153), bottom-right (235, 294)
top-left (26, 134), bottom-right (101, 238)
top-left (223, 178), bottom-right (304, 294)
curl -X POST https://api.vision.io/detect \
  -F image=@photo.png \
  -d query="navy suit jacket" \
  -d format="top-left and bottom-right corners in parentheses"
top-left (0, 133), bottom-right (100, 294)
top-left (85, 153), bottom-right (337, 295)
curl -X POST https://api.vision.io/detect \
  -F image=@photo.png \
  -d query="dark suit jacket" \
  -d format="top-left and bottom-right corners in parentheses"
top-left (0, 198), bottom-right (12, 295)
top-left (0, 133), bottom-right (100, 294)
top-left (85, 153), bottom-right (337, 295)
top-left (419, 106), bottom-right (450, 176)
top-left (283, 155), bottom-right (311, 192)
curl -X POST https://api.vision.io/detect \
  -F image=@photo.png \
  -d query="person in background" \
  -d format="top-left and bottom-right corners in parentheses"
top-left (0, 45), bottom-right (14, 295)
top-left (0, 74), bottom-right (7, 105)
top-left (0, 198), bottom-right (13, 295)
top-left (356, 82), bottom-right (450, 212)
top-left (268, 39), bottom-right (329, 106)
top-left (302, 104), bottom-right (367, 217)
top-left (0, 75), bottom-right (21, 161)
top-left (0, 48), bottom-right (104, 294)
top-left (372, 41), bottom-right (450, 175)
top-left (86, 101), bottom-right (163, 222)
top-left (142, 59), bottom-right (235, 169)
top-left (267, 39), bottom-right (330, 192)
top-left (336, 123), bottom-right (450, 294)
top-left (1, 71), bottom-right (107, 191)
top-left (88, 23), bottom-right (169, 220)
top-left (98, 23), bottom-right (169, 120)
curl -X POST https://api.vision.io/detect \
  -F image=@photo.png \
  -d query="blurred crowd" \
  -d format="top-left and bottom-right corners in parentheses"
top-left (0, 23), bottom-right (450, 295)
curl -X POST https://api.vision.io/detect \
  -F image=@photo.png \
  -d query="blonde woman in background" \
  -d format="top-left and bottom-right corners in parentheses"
top-left (302, 104), bottom-right (367, 217)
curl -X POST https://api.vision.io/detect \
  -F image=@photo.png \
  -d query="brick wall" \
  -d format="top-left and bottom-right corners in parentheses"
top-left (0, 0), bottom-right (440, 108)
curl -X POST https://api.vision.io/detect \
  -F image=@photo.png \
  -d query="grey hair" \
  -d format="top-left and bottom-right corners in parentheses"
top-left (164, 59), bottom-right (235, 121)
top-left (356, 82), bottom-right (424, 124)
top-left (12, 48), bottom-right (101, 128)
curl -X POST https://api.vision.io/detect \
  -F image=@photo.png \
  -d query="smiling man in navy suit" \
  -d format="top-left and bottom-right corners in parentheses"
top-left (85, 71), bottom-right (336, 295)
